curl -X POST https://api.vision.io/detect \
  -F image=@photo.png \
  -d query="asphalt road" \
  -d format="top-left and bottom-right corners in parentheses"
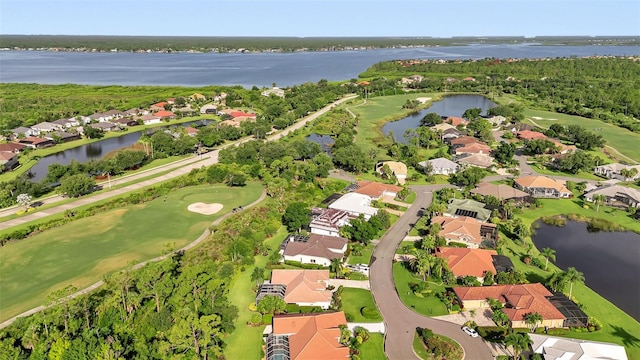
top-left (369, 185), bottom-right (494, 360)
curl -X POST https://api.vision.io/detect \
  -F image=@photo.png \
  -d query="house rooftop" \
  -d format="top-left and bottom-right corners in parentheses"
top-left (282, 234), bottom-right (347, 261)
top-left (457, 153), bottom-right (495, 168)
top-left (585, 184), bottom-right (640, 203)
top-left (328, 192), bottom-right (378, 218)
top-left (270, 270), bottom-right (331, 304)
top-left (431, 215), bottom-right (496, 246)
top-left (354, 180), bottom-right (402, 199)
top-left (516, 130), bottom-right (547, 140)
top-left (445, 198), bottom-right (492, 222)
top-left (515, 175), bottom-right (570, 193)
top-left (272, 312), bottom-right (349, 360)
top-left (471, 183), bottom-right (529, 201)
top-left (530, 334), bottom-right (628, 360)
top-left (436, 247), bottom-right (497, 278)
top-left (421, 157), bottom-right (458, 169)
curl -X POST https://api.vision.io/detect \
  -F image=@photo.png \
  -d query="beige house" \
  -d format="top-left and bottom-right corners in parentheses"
top-left (514, 175), bottom-right (572, 198)
top-left (375, 161), bottom-right (408, 184)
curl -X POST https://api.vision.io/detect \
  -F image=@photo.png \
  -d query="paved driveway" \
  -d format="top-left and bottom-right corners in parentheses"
top-left (369, 185), bottom-right (494, 360)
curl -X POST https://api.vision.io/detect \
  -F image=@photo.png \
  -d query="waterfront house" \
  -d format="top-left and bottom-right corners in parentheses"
top-left (419, 157), bottom-right (459, 175)
top-left (470, 183), bottom-right (529, 203)
top-left (257, 270), bottom-right (332, 309)
top-left (514, 175), bottom-right (572, 198)
top-left (279, 234), bottom-right (348, 267)
top-left (31, 121), bottom-right (61, 134)
top-left (18, 137), bottom-right (54, 149)
top-left (90, 122), bottom-right (118, 132)
top-left (445, 116), bottom-right (468, 127)
top-left (529, 334), bottom-right (628, 360)
top-left (584, 185), bottom-right (640, 209)
top-left (138, 114), bottom-right (162, 125)
top-left (435, 247), bottom-right (498, 282)
top-left (200, 104), bottom-right (218, 114)
top-left (0, 152), bottom-right (19, 172)
top-left (0, 143), bottom-right (27, 153)
top-left (114, 118), bottom-right (138, 127)
top-left (44, 131), bottom-right (81, 143)
top-left (430, 215), bottom-right (498, 249)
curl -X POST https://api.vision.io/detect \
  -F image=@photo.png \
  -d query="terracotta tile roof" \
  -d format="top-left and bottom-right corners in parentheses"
top-left (436, 247), bottom-right (497, 277)
top-left (20, 137), bottom-right (51, 145)
top-left (515, 175), bottom-right (570, 193)
top-left (0, 143), bottom-right (27, 152)
top-left (154, 110), bottom-right (175, 118)
top-left (471, 183), bottom-right (529, 201)
top-left (272, 312), bottom-right (349, 360)
top-left (354, 180), bottom-right (403, 199)
top-left (457, 153), bottom-right (495, 167)
top-left (230, 111), bottom-right (256, 118)
top-left (151, 101), bottom-right (168, 108)
top-left (271, 270), bottom-right (332, 304)
top-left (282, 234), bottom-right (347, 261)
top-left (446, 116), bottom-right (469, 126)
top-left (185, 127), bottom-right (199, 134)
top-left (0, 151), bottom-right (17, 161)
top-left (449, 136), bottom-right (479, 146)
top-left (455, 142), bottom-right (492, 154)
top-left (517, 130), bottom-right (548, 140)
top-left (431, 216), bottom-right (496, 245)
top-left (453, 283), bottom-right (566, 322)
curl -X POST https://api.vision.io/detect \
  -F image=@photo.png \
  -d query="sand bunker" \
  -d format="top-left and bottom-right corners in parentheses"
top-left (188, 202), bottom-right (223, 215)
top-left (416, 97), bottom-right (432, 104)
top-left (531, 116), bottom-right (544, 120)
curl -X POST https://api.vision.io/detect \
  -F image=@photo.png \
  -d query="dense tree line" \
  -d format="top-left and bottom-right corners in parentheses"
top-left (361, 57), bottom-right (640, 132)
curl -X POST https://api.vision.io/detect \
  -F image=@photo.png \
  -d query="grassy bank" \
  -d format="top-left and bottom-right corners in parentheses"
top-left (0, 182), bottom-right (264, 322)
top-left (341, 288), bottom-right (382, 323)
top-left (393, 262), bottom-right (448, 317)
top-left (359, 332), bottom-right (386, 360)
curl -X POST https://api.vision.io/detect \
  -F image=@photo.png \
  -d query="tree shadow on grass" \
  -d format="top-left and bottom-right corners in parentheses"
top-left (610, 324), bottom-right (640, 348)
top-left (525, 271), bottom-right (546, 284)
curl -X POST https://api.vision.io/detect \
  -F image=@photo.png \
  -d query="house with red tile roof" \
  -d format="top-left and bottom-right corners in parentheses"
top-left (516, 130), bottom-right (548, 141)
top-left (150, 101), bottom-right (168, 112)
top-left (354, 180), bottom-right (403, 200)
top-left (0, 151), bottom-right (19, 172)
top-left (430, 215), bottom-right (498, 248)
top-left (454, 142), bottom-right (492, 155)
top-left (453, 283), bottom-right (566, 329)
top-left (185, 127), bottom-right (199, 137)
top-left (268, 312), bottom-right (349, 360)
top-left (436, 247), bottom-right (497, 282)
top-left (514, 175), bottom-right (572, 198)
top-left (262, 270), bottom-right (332, 309)
top-left (448, 136), bottom-right (479, 147)
top-left (18, 137), bottom-right (54, 149)
top-left (0, 143), bottom-right (27, 153)
top-left (154, 110), bottom-right (176, 120)
top-left (445, 116), bottom-right (469, 127)
top-left (230, 111), bottom-right (257, 118)
top-left (280, 234), bottom-right (348, 267)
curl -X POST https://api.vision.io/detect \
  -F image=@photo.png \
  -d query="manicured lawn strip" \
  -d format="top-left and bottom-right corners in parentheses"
top-left (359, 333), bottom-right (386, 360)
top-left (348, 243), bottom-right (375, 265)
top-left (341, 288), bottom-right (382, 323)
top-left (413, 333), bottom-right (431, 359)
top-left (0, 182), bottom-right (264, 322)
top-left (404, 190), bottom-right (417, 204)
top-left (522, 109), bottom-right (640, 163)
top-left (396, 241), bottom-right (418, 254)
top-left (223, 227), bottom-right (288, 360)
top-left (393, 263), bottom-right (448, 317)
top-left (529, 164), bottom-right (600, 180)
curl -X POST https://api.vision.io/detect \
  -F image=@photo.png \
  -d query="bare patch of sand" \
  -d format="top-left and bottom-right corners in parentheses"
top-left (531, 116), bottom-right (544, 120)
top-left (416, 97), bottom-right (432, 104)
top-left (188, 202), bottom-right (223, 215)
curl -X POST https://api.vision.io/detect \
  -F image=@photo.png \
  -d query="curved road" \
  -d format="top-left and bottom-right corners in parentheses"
top-left (370, 185), bottom-right (494, 360)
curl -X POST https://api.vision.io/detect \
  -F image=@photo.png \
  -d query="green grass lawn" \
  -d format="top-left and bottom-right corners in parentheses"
top-left (0, 182), bottom-right (264, 322)
top-left (223, 227), bottom-right (288, 360)
top-left (348, 243), bottom-right (375, 265)
top-left (522, 109), bottom-right (640, 163)
top-left (393, 263), bottom-right (448, 317)
top-left (403, 190), bottom-right (417, 204)
top-left (341, 288), bottom-right (382, 323)
top-left (396, 241), bottom-right (419, 254)
top-left (413, 333), bottom-right (431, 359)
top-left (359, 333), bottom-right (386, 360)
top-left (529, 164), bottom-right (602, 181)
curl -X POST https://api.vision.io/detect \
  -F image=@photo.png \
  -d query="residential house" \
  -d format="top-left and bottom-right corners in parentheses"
top-left (431, 123), bottom-right (457, 133)
top-left (31, 121), bottom-right (61, 134)
top-left (0, 152), bottom-right (19, 172)
top-left (430, 215), bottom-right (498, 249)
top-left (102, 110), bottom-right (124, 119)
top-left (0, 143), bottom-right (27, 153)
top-left (257, 270), bottom-right (332, 309)
top-left (200, 104), bottom-right (218, 114)
top-left (114, 118), bottom-right (138, 127)
top-left (441, 127), bottom-right (463, 141)
top-left (514, 175), bottom-right (572, 198)
top-left (516, 130), bottom-right (547, 141)
top-left (462, 77), bottom-right (476, 82)
top-left (18, 137), bottom-right (54, 149)
top-left (435, 247), bottom-right (498, 282)
top-left (445, 198), bottom-right (492, 222)
top-left (190, 93), bottom-right (206, 101)
top-left (454, 142), bottom-right (491, 156)
top-left (549, 139), bottom-right (577, 154)
top-left (485, 115), bottom-right (506, 126)
top-left (88, 112), bottom-right (117, 123)
top-left (185, 127), bottom-right (199, 137)
top-left (90, 122), bottom-right (118, 132)
top-left (124, 108), bottom-right (148, 117)
top-left (261, 87), bottom-right (286, 98)
top-left (44, 131), bottom-right (81, 143)
top-left (452, 283), bottom-right (566, 328)
top-left (138, 114), bottom-right (162, 125)
top-left (594, 163), bottom-right (640, 181)
top-left (154, 110), bottom-right (176, 120)
top-left (328, 192), bottom-right (378, 220)
top-left (150, 101), bottom-right (169, 112)
top-left (375, 161), bottom-right (408, 184)
top-left (456, 153), bottom-right (495, 168)
top-left (470, 183), bottom-right (529, 203)
top-left (400, 74), bottom-right (424, 85)
top-left (267, 312), bottom-right (349, 360)
top-left (279, 234), bottom-right (348, 267)
top-left (309, 208), bottom-right (354, 237)
top-left (419, 157), bottom-right (459, 175)
top-left (230, 111), bottom-right (257, 119)
top-left (584, 185), bottom-right (640, 209)
top-left (445, 116), bottom-right (468, 127)
top-left (529, 334), bottom-right (629, 360)
top-left (167, 98), bottom-right (175, 104)
top-left (52, 118), bottom-right (79, 129)
top-left (353, 180), bottom-right (402, 201)
top-left (448, 135), bottom-right (480, 147)
top-left (11, 126), bottom-right (37, 139)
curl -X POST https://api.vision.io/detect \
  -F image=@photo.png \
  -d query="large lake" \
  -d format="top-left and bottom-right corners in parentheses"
top-left (1, 45), bottom-right (638, 87)
top-left (532, 220), bottom-right (640, 321)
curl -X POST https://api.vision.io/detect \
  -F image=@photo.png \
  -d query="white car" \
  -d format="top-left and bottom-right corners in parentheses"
top-left (462, 326), bottom-right (479, 338)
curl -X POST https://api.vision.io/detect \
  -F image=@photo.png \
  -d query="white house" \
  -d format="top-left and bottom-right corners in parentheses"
top-left (138, 114), bottom-right (162, 125)
top-left (309, 208), bottom-right (354, 237)
top-left (420, 157), bottom-right (459, 175)
top-left (280, 234), bottom-right (348, 267)
top-left (31, 121), bottom-right (61, 134)
top-left (261, 87), bottom-right (285, 98)
top-left (328, 192), bottom-right (378, 220)
top-left (530, 334), bottom-right (628, 360)
top-left (200, 104), bottom-right (218, 114)
top-left (594, 163), bottom-right (640, 181)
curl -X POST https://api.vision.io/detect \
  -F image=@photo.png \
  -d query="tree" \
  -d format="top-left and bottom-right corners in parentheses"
top-left (332, 144), bottom-right (370, 173)
top-left (620, 167), bottom-right (638, 181)
top-left (564, 267), bottom-right (585, 299)
top-left (483, 271), bottom-right (495, 286)
top-left (16, 193), bottom-right (32, 212)
top-left (282, 202), bottom-right (310, 232)
top-left (409, 250), bottom-right (436, 281)
top-left (463, 108), bottom-right (482, 120)
top-left (492, 309), bottom-right (510, 328)
top-left (523, 312), bottom-right (543, 333)
top-left (257, 295), bottom-right (286, 315)
top-left (504, 332), bottom-right (532, 360)
top-left (540, 247), bottom-right (556, 271)
top-left (450, 167), bottom-right (486, 188)
top-left (330, 258), bottom-right (344, 278)
top-left (58, 174), bottom-right (96, 197)
top-left (592, 194), bottom-right (606, 212)
top-left (250, 267), bottom-right (265, 287)
top-left (420, 112), bottom-right (442, 126)
top-left (546, 271), bottom-right (568, 293)
top-left (82, 125), bottom-right (104, 139)
top-left (225, 172), bottom-right (246, 186)
top-left (493, 142), bottom-right (516, 164)
top-left (163, 310), bottom-right (223, 358)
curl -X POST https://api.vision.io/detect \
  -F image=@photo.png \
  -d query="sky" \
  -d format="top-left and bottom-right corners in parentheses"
top-left (1, 0), bottom-right (639, 37)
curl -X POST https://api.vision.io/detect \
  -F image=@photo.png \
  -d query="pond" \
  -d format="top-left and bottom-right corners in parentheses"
top-left (28, 119), bottom-right (215, 182)
top-left (381, 94), bottom-right (496, 143)
top-left (305, 133), bottom-right (335, 155)
top-left (532, 220), bottom-right (640, 321)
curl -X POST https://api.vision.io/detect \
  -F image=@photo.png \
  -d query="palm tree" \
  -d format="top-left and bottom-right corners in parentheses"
top-left (592, 194), bottom-right (606, 212)
top-left (523, 312), bottom-right (544, 333)
top-left (546, 271), bottom-right (568, 293)
top-left (541, 247), bottom-right (556, 271)
top-left (504, 332), bottom-right (532, 360)
top-left (564, 267), bottom-right (585, 299)
top-left (330, 258), bottom-right (344, 278)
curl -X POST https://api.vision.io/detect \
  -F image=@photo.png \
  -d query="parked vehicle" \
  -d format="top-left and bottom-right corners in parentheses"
top-left (462, 326), bottom-right (479, 338)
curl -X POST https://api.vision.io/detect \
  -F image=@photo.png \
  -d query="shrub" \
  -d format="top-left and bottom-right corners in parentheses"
top-left (262, 314), bottom-right (273, 325)
top-left (285, 304), bottom-right (301, 313)
top-left (345, 313), bottom-right (354, 322)
top-left (360, 307), bottom-right (380, 319)
top-left (249, 313), bottom-right (263, 325)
